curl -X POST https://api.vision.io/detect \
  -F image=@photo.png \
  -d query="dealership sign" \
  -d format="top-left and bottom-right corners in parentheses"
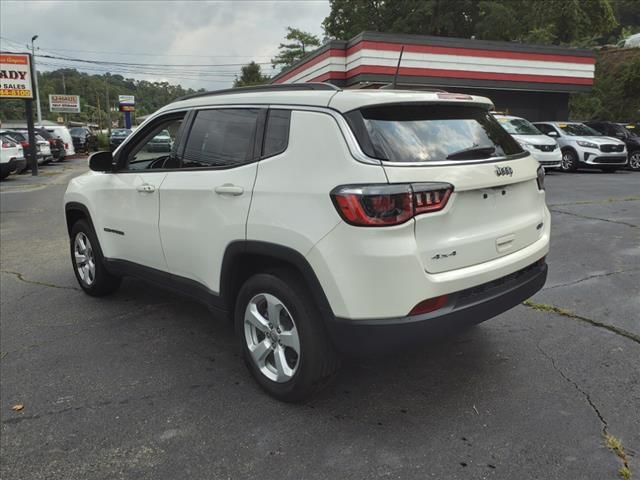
top-left (119, 95), bottom-right (135, 112)
top-left (49, 94), bottom-right (81, 113)
top-left (0, 53), bottom-right (33, 99)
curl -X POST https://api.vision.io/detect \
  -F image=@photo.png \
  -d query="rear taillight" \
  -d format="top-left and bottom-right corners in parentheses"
top-left (20, 141), bottom-right (29, 149)
top-left (65, 143), bottom-right (69, 149)
top-left (331, 183), bottom-right (453, 227)
top-left (48, 139), bottom-right (55, 146)
top-left (2, 142), bottom-right (11, 148)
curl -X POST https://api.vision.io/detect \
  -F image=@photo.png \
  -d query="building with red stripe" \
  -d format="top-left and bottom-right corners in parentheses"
top-left (271, 32), bottom-right (595, 121)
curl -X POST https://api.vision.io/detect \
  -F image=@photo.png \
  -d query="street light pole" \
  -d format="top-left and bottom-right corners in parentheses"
top-left (31, 35), bottom-right (43, 125)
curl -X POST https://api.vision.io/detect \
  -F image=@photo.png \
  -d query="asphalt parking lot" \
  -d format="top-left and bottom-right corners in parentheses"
top-left (1, 160), bottom-right (638, 480)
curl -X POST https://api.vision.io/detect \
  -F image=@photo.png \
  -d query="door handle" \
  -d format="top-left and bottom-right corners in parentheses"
top-left (214, 184), bottom-right (244, 196)
top-left (136, 184), bottom-right (155, 193)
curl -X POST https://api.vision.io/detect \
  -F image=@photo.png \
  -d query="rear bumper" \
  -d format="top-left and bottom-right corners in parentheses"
top-left (326, 260), bottom-right (547, 355)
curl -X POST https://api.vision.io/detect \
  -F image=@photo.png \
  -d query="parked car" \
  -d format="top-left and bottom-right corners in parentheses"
top-left (0, 130), bottom-right (51, 167)
top-left (584, 121), bottom-right (640, 171)
top-left (35, 128), bottom-right (66, 161)
top-left (145, 129), bottom-right (173, 152)
top-left (1, 134), bottom-right (26, 179)
top-left (109, 128), bottom-right (132, 151)
top-left (41, 125), bottom-right (76, 158)
top-left (69, 127), bottom-right (98, 153)
top-left (64, 85), bottom-right (550, 401)
top-left (533, 122), bottom-right (627, 172)
top-left (494, 114), bottom-right (561, 169)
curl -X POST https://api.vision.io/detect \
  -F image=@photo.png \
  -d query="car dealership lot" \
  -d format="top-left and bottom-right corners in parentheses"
top-left (1, 165), bottom-right (638, 479)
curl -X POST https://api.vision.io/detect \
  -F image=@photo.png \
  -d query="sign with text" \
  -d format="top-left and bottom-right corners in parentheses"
top-left (49, 94), bottom-right (81, 113)
top-left (0, 52), bottom-right (33, 99)
top-left (118, 95), bottom-right (135, 104)
top-left (118, 94), bottom-right (135, 112)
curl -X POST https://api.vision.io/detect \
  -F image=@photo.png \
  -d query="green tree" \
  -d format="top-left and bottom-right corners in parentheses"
top-left (271, 27), bottom-right (321, 68)
top-left (322, 0), bottom-right (622, 46)
top-left (234, 61), bottom-right (270, 87)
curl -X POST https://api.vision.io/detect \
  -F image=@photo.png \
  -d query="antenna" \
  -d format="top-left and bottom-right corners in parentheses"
top-left (391, 46), bottom-right (405, 89)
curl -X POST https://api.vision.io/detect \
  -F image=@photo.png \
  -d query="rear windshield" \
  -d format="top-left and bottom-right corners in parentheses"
top-left (346, 104), bottom-right (523, 163)
top-left (496, 117), bottom-right (541, 135)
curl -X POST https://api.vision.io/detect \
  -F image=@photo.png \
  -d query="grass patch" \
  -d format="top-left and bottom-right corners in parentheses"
top-left (605, 433), bottom-right (631, 479)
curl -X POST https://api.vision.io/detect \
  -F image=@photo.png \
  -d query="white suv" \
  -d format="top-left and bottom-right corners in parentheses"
top-left (64, 84), bottom-right (550, 401)
top-left (533, 121), bottom-right (627, 172)
top-left (494, 115), bottom-right (561, 169)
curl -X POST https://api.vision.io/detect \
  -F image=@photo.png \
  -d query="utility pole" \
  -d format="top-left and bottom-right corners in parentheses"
top-left (105, 76), bottom-right (111, 136)
top-left (31, 35), bottom-right (43, 125)
top-left (62, 72), bottom-right (68, 124)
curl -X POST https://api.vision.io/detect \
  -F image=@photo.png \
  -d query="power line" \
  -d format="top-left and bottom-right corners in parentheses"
top-left (35, 53), bottom-right (272, 68)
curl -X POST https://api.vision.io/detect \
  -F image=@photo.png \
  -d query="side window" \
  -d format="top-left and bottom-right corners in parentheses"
top-left (535, 124), bottom-right (551, 134)
top-left (262, 109), bottom-right (291, 158)
top-left (121, 114), bottom-right (185, 171)
top-left (182, 108), bottom-right (259, 168)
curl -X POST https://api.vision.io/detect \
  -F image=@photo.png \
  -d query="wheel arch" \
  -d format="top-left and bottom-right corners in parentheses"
top-left (65, 202), bottom-right (95, 236)
top-left (220, 241), bottom-right (335, 323)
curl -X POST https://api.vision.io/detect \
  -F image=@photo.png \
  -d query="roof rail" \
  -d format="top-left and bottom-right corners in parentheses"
top-left (174, 82), bottom-right (341, 102)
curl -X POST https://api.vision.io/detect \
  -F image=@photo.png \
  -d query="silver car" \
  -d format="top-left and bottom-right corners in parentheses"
top-left (533, 122), bottom-right (627, 173)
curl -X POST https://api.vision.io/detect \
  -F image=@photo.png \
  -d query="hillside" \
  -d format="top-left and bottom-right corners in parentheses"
top-left (570, 47), bottom-right (640, 122)
top-left (0, 69), bottom-right (204, 124)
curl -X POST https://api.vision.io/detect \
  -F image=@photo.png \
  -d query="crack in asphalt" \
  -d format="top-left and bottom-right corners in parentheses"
top-left (536, 341), bottom-right (608, 432)
top-left (548, 196), bottom-right (640, 207)
top-left (0, 270), bottom-right (80, 291)
top-left (543, 269), bottom-right (640, 290)
top-left (550, 208), bottom-right (638, 228)
top-left (523, 300), bottom-right (640, 344)
top-left (536, 343), bottom-right (632, 479)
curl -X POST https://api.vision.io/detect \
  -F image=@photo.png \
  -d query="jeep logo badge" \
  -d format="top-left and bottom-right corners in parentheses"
top-left (495, 166), bottom-right (513, 177)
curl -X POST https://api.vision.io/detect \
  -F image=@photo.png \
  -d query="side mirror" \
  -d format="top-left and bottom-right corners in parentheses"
top-left (89, 151), bottom-right (114, 172)
top-left (547, 131), bottom-right (559, 137)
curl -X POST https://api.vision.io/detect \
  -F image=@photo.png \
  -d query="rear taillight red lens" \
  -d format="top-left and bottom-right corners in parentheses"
top-left (48, 139), bottom-right (55, 146)
top-left (2, 142), bottom-right (11, 148)
top-left (331, 183), bottom-right (453, 227)
top-left (409, 295), bottom-right (449, 316)
top-left (65, 143), bottom-right (69, 149)
top-left (20, 141), bottom-right (29, 149)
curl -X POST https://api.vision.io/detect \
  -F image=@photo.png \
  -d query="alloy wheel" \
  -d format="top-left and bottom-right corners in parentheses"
top-left (244, 293), bottom-right (300, 383)
top-left (561, 152), bottom-right (574, 171)
top-left (74, 232), bottom-right (95, 286)
top-left (629, 152), bottom-right (640, 171)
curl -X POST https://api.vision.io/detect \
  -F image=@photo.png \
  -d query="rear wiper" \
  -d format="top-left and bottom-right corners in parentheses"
top-left (446, 145), bottom-right (496, 160)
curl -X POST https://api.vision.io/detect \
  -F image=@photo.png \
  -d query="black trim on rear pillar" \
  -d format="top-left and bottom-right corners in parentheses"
top-left (326, 260), bottom-right (548, 355)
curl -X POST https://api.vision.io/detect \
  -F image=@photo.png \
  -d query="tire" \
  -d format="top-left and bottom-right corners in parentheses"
top-left (600, 167), bottom-right (617, 173)
top-left (69, 219), bottom-right (121, 296)
top-left (0, 170), bottom-right (9, 180)
top-left (235, 269), bottom-right (340, 402)
top-left (629, 151), bottom-right (640, 171)
top-left (561, 149), bottom-right (579, 172)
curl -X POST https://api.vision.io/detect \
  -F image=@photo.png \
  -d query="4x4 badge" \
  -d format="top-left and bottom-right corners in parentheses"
top-left (495, 166), bottom-right (513, 177)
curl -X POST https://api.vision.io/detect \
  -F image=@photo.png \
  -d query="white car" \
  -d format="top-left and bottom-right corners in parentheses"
top-left (40, 125), bottom-right (76, 158)
top-left (1, 134), bottom-right (26, 179)
top-left (533, 122), bottom-right (627, 172)
top-left (494, 115), bottom-right (561, 169)
top-left (64, 85), bottom-right (550, 401)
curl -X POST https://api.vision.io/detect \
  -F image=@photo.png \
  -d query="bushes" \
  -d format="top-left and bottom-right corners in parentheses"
top-left (96, 133), bottom-right (109, 150)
